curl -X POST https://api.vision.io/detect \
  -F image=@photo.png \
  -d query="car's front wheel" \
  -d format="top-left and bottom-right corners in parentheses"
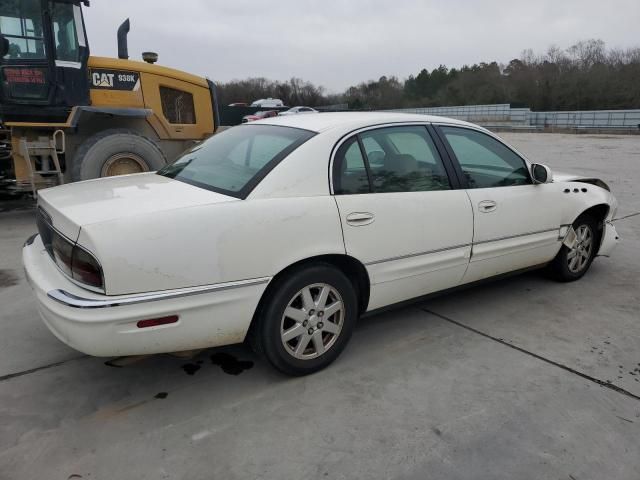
top-left (549, 215), bottom-right (599, 281)
top-left (252, 264), bottom-right (358, 376)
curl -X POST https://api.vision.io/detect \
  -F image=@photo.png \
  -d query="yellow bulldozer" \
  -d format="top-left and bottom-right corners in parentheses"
top-left (0, 0), bottom-right (220, 195)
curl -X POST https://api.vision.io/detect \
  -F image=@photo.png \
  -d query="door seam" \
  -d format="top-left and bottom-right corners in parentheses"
top-left (332, 196), bottom-right (349, 255)
top-left (462, 189), bottom-right (475, 279)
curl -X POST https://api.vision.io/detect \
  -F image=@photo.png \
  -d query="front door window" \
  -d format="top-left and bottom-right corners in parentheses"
top-left (440, 126), bottom-right (531, 188)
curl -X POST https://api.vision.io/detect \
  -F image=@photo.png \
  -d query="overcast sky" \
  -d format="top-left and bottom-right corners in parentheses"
top-left (83, 0), bottom-right (640, 92)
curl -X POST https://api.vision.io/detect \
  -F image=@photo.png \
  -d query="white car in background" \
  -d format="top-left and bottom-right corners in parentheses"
top-left (278, 106), bottom-right (319, 116)
top-left (23, 113), bottom-right (619, 375)
top-left (250, 98), bottom-right (285, 108)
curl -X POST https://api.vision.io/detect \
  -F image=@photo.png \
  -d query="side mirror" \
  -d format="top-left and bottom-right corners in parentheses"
top-left (531, 163), bottom-right (552, 184)
top-left (0, 35), bottom-right (9, 58)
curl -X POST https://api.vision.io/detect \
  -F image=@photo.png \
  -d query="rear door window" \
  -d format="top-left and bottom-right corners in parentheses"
top-left (333, 137), bottom-right (370, 194)
top-left (359, 126), bottom-right (451, 193)
top-left (361, 136), bottom-right (385, 168)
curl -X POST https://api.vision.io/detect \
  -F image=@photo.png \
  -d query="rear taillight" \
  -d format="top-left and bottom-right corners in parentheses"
top-left (51, 233), bottom-right (73, 276)
top-left (37, 208), bottom-right (104, 291)
top-left (71, 246), bottom-right (104, 291)
top-left (49, 230), bottom-right (104, 291)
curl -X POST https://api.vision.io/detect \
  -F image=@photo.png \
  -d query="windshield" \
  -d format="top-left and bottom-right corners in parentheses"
top-left (158, 125), bottom-right (315, 198)
top-left (0, 0), bottom-right (46, 60)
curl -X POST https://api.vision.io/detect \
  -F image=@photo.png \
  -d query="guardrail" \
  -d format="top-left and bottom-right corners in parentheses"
top-left (388, 104), bottom-right (640, 131)
top-left (531, 110), bottom-right (640, 128)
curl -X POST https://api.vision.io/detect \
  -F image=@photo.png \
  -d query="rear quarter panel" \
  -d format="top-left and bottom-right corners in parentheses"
top-left (78, 196), bottom-right (345, 295)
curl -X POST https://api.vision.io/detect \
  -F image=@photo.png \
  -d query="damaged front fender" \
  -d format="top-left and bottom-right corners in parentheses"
top-left (597, 221), bottom-right (620, 257)
top-left (562, 221), bottom-right (619, 257)
top-left (552, 171), bottom-right (610, 192)
top-left (562, 226), bottom-right (578, 249)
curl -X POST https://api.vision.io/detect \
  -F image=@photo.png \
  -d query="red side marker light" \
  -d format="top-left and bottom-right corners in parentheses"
top-left (137, 315), bottom-right (179, 329)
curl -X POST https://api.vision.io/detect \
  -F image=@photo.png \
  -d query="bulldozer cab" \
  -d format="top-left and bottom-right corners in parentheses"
top-left (0, 0), bottom-right (90, 123)
top-left (0, 0), bottom-right (219, 196)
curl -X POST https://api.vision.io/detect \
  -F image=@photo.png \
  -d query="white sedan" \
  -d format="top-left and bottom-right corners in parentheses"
top-left (23, 113), bottom-right (619, 375)
top-left (278, 106), bottom-right (318, 116)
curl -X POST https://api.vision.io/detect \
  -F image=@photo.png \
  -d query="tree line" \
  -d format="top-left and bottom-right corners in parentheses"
top-left (216, 40), bottom-right (640, 111)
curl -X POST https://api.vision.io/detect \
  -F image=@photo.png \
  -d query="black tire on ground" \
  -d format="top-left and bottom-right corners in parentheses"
top-left (71, 129), bottom-right (166, 181)
top-left (548, 214), bottom-right (600, 282)
top-left (250, 263), bottom-right (358, 376)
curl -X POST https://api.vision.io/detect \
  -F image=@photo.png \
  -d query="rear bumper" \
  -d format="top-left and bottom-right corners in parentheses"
top-left (23, 235), bottom-right (270, 357)
top-left (598, 221), bottom-right (619, 257)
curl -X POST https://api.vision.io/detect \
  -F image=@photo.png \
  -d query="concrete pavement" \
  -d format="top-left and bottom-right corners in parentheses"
top-left (0, 133), bottom-right (638, 480)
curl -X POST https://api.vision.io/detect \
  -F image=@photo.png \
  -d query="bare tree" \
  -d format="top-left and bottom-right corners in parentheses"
top-left (216, 39), bottom-right (640, 111)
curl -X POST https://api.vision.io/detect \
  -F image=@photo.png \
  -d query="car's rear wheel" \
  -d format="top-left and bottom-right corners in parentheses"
top-left (252, 264), bottom-right (358, 376)
top-left (549, 215), bottom-right (599, 281)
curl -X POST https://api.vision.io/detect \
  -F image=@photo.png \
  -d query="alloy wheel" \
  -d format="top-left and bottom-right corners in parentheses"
top-left (567, 224), bottom-right (594, 273)
top-left (280, 283), bottom-right (344, 360)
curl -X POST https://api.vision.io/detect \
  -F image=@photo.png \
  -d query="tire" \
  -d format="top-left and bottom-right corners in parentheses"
top-left (549, 215), bottom-right (599, 282)
top-left (251, 264), bottom-right (358, 376)
top-left (71, 129), bottom-right (166, 181)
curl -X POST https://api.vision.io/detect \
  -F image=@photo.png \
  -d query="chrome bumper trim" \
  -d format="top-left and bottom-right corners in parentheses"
top-left (47, 277), bottom-right (271, 309)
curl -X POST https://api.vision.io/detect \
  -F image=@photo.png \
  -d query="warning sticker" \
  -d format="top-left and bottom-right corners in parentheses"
top-left (4, 67), bottom-right (46, 84)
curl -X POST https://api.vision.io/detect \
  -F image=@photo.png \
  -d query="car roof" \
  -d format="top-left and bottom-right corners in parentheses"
top-left (253, 111), bottom-right (481, 133)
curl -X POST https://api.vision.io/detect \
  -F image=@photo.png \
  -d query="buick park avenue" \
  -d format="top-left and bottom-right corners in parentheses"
top-left (23, 113), bottom-right (619, 375)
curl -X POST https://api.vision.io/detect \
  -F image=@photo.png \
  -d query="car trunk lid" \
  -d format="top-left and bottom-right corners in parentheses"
top-left (37, 173), bottom-right (237, 241)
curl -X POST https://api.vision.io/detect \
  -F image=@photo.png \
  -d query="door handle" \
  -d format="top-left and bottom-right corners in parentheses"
top-left (478, 200), bottom-right (497, 213)
top-left (346, 212), bottom-right (375, 226)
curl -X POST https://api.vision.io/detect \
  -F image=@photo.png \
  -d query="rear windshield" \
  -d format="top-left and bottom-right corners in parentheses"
top-left (158, 125), bottom-right (315, 198)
